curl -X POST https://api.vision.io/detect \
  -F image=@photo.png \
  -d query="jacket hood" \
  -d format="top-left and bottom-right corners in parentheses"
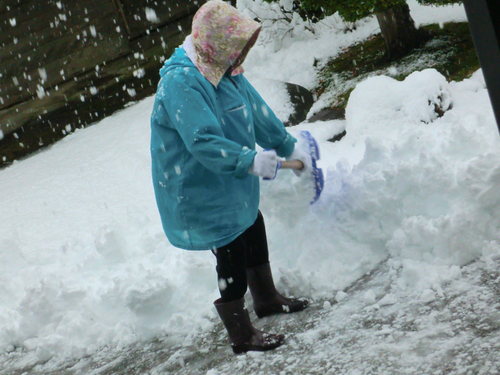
top-left (159, 47), bottom-right (193, 78)
top-left (189, 0), bottom-right (261, 87)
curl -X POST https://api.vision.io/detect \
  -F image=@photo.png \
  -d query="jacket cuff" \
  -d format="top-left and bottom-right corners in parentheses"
top-left (275, 133), bottom-right (297, 158)
top-left (235, 147), bottom-right (257, 178)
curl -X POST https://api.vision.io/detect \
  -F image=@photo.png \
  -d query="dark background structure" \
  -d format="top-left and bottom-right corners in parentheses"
top-left (0, 0), bottom-right (201, 167)
top-left (463, 0), bottom-right (500, 132)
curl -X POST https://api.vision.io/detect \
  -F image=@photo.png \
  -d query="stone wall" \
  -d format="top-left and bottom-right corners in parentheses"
top-left (0, 0), bottom-right (202, 167)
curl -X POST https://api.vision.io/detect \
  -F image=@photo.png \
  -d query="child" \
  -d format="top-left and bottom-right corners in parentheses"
top-left (150, 0), bottom-right (309, 354)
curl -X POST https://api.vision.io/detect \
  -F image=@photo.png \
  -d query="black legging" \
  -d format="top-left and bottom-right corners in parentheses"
top-left (212, 211), bottom-right (270, 302)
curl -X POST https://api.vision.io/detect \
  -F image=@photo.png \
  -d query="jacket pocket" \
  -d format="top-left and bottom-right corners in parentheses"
top-left (225, 103), bottom-right (246, 113)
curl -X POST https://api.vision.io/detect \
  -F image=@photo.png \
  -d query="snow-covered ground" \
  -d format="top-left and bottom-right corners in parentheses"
top-left (0, 1), bottom-right (498, 374)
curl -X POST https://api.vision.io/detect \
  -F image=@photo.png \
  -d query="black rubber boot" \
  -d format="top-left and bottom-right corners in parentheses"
top-left (214, 297), bottom-right (285, 354)
top-left (246, 263), bottom-right (309, 318)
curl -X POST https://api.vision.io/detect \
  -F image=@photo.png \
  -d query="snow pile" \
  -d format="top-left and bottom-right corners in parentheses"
top-left (0, 99), bottom-right (218, 361)
top-left (344, 68), bottom-right (498, 269)
top-left (260, 69), bottom-right (499, 304)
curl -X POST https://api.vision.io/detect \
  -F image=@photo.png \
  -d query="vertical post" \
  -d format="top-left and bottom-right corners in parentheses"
top-left (463, 0), bottom-right (500, 132)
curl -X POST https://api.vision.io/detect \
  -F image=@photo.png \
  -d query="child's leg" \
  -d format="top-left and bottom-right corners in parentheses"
top-left (242, 211), bottom-right (270, 268)
top-left (212, 236), bottom-right (248, 302)
top-left (212, 211), bottom-right (269, 301)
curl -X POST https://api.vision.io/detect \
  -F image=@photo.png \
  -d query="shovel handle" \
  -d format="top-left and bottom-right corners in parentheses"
top-left (280, 160), bottom-right (304, 170)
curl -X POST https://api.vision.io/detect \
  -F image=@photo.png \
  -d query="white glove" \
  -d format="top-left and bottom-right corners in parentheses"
top-left (287, 141), bottom-right (310, 177)
top-left (249, 150), bottom-right (279, 179)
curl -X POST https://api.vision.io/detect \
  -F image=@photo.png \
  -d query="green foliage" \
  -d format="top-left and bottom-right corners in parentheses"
top-left (261, 0), bottom-right (331, 21)
top-left (334, 0), bottom-right (406, 23)
top-left (316, 22), bottom-right (478, 110)
top-left (298, 0), bottom-right (336, 15)
top-left (262, 0), bottom-right (463, 22)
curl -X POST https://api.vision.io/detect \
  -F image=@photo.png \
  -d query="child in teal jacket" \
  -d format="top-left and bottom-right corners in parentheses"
top-left (150, 0), bottom-right (309, 354)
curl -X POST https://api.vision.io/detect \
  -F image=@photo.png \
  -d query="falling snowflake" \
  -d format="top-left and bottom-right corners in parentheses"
top-left (261, 105), bottom-right (269, 117)
top-left (145, 7), bottom-right (160, 23)
top-left (36, 85), bottom-right (46, 99)
top-left (133, 69), bottom-right (145, 78)
top-left (218, 278), bottom-right (227, 291)
top-left (38, 68), bottom-right (47, 82)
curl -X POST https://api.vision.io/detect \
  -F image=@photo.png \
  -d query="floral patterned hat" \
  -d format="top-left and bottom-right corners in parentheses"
top-left (191, 0), bottom-right (261, 87)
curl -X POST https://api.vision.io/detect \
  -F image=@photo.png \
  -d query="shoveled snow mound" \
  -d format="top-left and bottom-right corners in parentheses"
top-left (260, 68), bottom-right (499, 297)
top-left (343, 69), bottom-right (499, 270)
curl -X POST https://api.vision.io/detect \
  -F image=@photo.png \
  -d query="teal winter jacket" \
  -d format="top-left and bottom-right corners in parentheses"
top-left (150, 47), bottom-right (296, 250)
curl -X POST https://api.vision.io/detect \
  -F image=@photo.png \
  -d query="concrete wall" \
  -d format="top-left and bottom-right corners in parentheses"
top-left (0, 0), bottom-right (203, 167)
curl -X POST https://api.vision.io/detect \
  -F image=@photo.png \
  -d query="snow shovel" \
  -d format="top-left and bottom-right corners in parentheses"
top-left (278, 130), bottom-right (324, 204)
